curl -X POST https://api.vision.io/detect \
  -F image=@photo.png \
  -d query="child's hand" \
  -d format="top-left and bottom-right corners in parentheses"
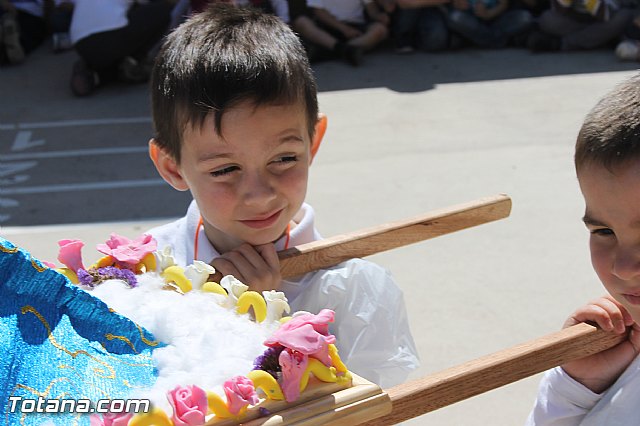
top-left (211, 243), bottom-right (282, 293)
top-left (561, 295), bottom-right (640, 393)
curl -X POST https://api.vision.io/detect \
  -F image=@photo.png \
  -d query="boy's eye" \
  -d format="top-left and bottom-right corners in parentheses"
top-left (590, 228), bottom-right (614, 237)
top-left (210, 166), bottom-right (238, 177)
top-left (273, 155), bottom-right (298, 164)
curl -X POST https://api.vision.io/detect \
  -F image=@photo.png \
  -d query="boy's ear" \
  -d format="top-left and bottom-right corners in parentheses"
top-left (310, 113), bottom-right (327, 163)
top-left (149, 139), bottom-right (190, 191)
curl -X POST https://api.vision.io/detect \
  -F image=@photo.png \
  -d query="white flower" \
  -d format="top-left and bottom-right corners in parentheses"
top-left (155, 246), bottom-right (176, 272)
top-left (220, 275), bottom-right (248, 308)
top-left (263, 290), bottom-right (290, 322)
top-left (184, 261), bottom-right (216, 290)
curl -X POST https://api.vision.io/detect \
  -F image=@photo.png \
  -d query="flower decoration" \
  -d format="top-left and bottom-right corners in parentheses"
top-left (167, 384), bottom-right (208, 426)
top-left (279, 349), bottom-right (309, 402)
top-left (155, 245), bottom-right (177, 272)
top-left (89, 412), bottom-right (133, 426)
top-left (220, 275), bottom-right (249, 308)
top-left (253, 346), bottom-right (285, 378)
top-left (222, 376), bottom-right (259, 415)
top-left (263, 290), bottom-right (290, 323)
top-left (97, 233), bottom-right (157, 268)
top-left (264, 309), bottom-right (336, 366)
top-left (184, 261), bottom-right (216, 290)
top-left (57, 239), bottom-right (85, 272)
top-left (77, 266), bottom-right (138, 288)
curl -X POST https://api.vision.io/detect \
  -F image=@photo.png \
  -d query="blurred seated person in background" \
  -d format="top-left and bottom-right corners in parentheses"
top-left (527, 0), bottom-right (633, 51)
top-left (50, 0), bottom-right (74, 52)
top-left (385, 0), bottom-right (450, 53)
top-left (0, 0), bottom-right (48, 64)
top-left (69, 0), bottom-right (175, 97)
top-left (446, 0), bottom-right (534, 48)
top-left (301, 0), bottom-right (390, 65)
top-left (615, 13), bottom-right (640, 60)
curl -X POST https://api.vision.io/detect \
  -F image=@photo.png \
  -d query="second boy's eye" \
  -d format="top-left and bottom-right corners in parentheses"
top-left (590, 228), bottom-right (615, 237)
top-left (210, 166), bottom-right (239, 177)
top-left (273, 155), bottom-right (298, 164)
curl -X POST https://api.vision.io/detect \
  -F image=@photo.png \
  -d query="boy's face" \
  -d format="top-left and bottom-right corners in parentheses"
top-left (579, 159), bottom-right (640, 323)
top-left (159, 101), bottom-right (316, 253)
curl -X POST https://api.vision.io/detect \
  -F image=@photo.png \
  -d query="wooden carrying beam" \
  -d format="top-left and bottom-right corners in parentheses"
top-left (278, 194), bottom-right (512, 278)
top-left (367, 323), bottom-right (625, 425)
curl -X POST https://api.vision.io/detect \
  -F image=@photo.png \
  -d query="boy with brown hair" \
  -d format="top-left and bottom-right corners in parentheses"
top-left (527, 74), bottom-right (640, 424)
top-left (147, 3), bottom-right (419, 388)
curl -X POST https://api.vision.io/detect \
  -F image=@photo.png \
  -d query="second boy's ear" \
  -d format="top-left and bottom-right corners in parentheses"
top-left (148, 139), bottom-right (190, 192)
top-left (310, 113), bottom-right (327, 163)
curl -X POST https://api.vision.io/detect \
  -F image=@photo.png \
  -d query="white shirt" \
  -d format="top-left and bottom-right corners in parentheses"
top-left (148, 200), bottom-right (420, 388)
top-left (526, 355), bottom-right (640, 425)
top-left (69, 0), bottom-right (132, 44)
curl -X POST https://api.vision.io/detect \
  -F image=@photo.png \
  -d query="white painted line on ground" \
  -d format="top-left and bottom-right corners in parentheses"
top-left (0, 179), bottom-right (166, 195)
top-left (0, 117), bottom-right (152, 131)
top-left (0, 146), bottom-right (149, 161)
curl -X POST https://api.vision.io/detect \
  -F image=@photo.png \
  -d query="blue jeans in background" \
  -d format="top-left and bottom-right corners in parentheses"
top-left (447, 9), bottom-right (533, 48)
top-left (393, 7), bottom-right (449, 51)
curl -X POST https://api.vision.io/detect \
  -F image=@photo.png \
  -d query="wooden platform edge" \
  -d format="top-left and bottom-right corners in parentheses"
top-left (240, 374), bottom-right (389, 426)
top-left (366, 323), bottom-right (625, 425)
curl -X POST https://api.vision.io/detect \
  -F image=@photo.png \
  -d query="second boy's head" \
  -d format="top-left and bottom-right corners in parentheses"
top-left (149, 4), bottom-right (327, 253)
top-left (575, 74), bottom-right (640, 323)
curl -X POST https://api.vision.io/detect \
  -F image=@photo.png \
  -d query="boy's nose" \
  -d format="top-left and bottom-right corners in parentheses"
top-left (612, 246), bottom-right (640, 281)
top-left (242, 172), bottom-right (277, 206)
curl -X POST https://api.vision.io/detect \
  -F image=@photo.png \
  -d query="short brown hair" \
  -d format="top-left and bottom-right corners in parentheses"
top-left (151, 4), bottom-right (318, 163)
top-left (575, 73), bottom-right (640, 172)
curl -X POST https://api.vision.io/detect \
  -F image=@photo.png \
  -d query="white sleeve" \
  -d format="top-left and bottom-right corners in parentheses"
top-left (288, 259), bottom-right (420, 388)
top-left (526, 367), bottom-right (602, 426)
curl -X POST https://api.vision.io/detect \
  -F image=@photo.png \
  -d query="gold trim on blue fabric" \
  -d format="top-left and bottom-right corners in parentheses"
top-left (21, 305), bottom-right (116, 379)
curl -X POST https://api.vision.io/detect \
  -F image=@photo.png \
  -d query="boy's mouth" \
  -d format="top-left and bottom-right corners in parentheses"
top-left (623, 293), bottom-right (640, 306)
top-left (239, 209), bottom-right (283, 229)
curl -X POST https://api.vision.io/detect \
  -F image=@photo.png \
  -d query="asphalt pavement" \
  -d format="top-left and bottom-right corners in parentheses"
top-left (2, 41), bottom-right (640, 425)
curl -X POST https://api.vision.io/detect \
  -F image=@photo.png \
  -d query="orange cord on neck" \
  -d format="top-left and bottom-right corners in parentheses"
top-left (284, 222), bottom-right (291, 250)
top-left (194, 216), bottom-right (291, 261)
top-left (194, 216), bottom-right (204, 261)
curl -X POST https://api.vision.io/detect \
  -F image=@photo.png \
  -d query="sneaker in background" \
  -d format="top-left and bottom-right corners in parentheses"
top-left (117, 56), bottom-right (150, 84)
top-left (1, 14), bottom-right (25, 64)
top-left (395, 44), bottom-right (415, 54)
top-left (70, 60), bottom-right (98, 97)
top-left (615, 40), bottom-right (640, 61)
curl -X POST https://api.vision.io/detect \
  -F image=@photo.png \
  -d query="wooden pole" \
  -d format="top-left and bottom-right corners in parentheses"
top-left (367, 323), bottom-right (625, 425)
top-left (278, 194), bottom-right (512, 278)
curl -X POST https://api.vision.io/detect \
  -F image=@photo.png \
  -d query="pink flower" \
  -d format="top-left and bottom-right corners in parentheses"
top-left (167, 384), bottom-right (208, 426)
top-left (96, 234), bottom-right (157, 267)
top-left (264, 309), bottom-right (336, 365)
top-left (223, 376), bottom-right (259, 415)
top-left (89, 412), bottom-right (133, 426)
top-left (57, 239), bottom-right (85, 272)
top-left (279, 349), bottom-right (309, 402)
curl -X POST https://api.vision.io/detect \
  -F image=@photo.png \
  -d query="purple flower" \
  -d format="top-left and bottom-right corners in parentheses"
top-left (77, 266), bottom-right (138, 288)
top-left (253, 346), bottom-right (284, 378)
